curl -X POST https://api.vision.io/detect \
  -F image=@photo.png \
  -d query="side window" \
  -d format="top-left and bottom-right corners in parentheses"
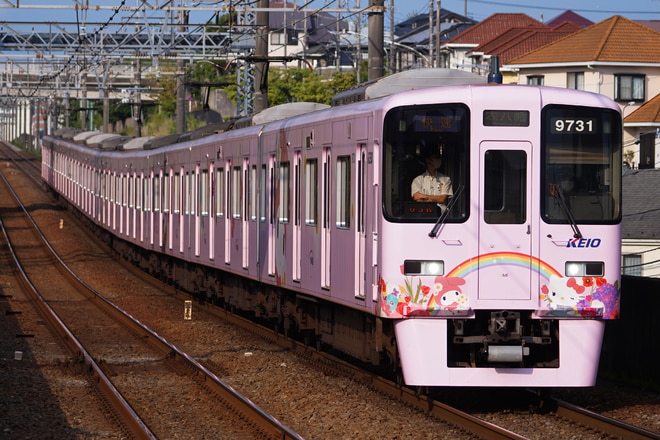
top-left (615, 74), bottom-right (645, 101)
top-left (566, 72), bottom-right (584, 90)
top-left (527, 75), bottom-right (544, 86)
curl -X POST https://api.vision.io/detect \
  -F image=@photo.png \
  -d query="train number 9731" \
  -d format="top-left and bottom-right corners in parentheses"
top-left (551, 117), bottom-right (596, 133)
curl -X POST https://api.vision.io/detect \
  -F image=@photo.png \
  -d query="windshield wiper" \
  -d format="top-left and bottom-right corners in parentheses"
top-left (549, 183), bottom-right (582, 239)
top-left (429, 184), bottom-right (464, 238)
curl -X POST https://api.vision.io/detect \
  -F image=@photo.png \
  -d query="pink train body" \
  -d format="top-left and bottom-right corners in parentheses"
top-left (43, 77), bottom-right (622, 387)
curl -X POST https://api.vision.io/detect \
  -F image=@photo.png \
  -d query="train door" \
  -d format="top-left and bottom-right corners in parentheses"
top-left (355, 144), bottom-right (367, 298)
top-left (194, 164), bottom-right (201, 257)
top-left (293, 151), bottom-right (302, 282)
top-left (224, 159), bottom-right (232, 265)
top-left (321, 147), bottom-right (331, 289)
top-left (478, 141), bottom-right (534, 303)
top-left (242, 157), bottom-right (249, 269)
top-left (267, 155), bottom-right (276, 276)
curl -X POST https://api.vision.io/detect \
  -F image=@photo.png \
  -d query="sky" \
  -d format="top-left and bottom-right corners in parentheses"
top-left (0, 0), bottom-right (659, 30)
top-left (392, 0), bottom-right (660, 23)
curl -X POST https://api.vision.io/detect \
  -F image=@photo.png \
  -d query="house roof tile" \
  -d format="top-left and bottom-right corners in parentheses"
top-left (545, 10), bottom-right (594, 28)
top-left (445, 13), bottom-right (543, 45)
top-left (470, 25), bottom-right (579, 64)
top-left (626, 94), bottom-right (660, 124)
top-left (508, 16), bottom-right (660, 64)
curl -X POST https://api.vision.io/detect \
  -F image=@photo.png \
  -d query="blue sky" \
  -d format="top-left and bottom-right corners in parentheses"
top-left (393, 0), bottom-right (660, 23)
top-left (0, 0), bottom-right (658, 28)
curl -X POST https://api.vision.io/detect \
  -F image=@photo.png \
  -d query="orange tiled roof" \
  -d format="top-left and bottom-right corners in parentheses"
top-left (508, 15), bottom-right (660, 64)
top-left (445, 13), bottom-right (544, 45)
top-left (470, 24), bottom-right (579, 64)
top-left (626, 95), bottom-right (660, 124)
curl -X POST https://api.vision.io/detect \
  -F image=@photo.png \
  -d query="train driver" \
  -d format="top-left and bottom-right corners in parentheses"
top-left (411, 151), bottom-right (453, 211)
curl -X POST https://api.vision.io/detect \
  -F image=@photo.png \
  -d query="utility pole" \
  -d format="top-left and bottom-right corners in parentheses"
top-left (254, 0), bottom-right (269, 112)
top-left (367, 0), bottom-right (385, 81)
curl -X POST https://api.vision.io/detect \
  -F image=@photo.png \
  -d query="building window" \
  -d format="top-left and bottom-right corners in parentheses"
top-left (615, 74), bottom-right (645, 101)
top-left (271, 30), bottom-right (299, 46)
top-left (527, 75), bottom-right (544, 86)
top-left (623, 254), bottom-right (642, 276)
top-left (567, 72), bottom-right (584, 90)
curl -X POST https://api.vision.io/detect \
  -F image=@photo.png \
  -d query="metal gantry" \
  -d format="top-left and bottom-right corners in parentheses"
top-left (0, 1), bottom-right (374, 143)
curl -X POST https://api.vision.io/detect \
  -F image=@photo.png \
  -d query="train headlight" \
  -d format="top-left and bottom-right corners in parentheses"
top-left (565, 261), bottom-right (604, 277)
top-left (403, 260), bottom-right (444, 276)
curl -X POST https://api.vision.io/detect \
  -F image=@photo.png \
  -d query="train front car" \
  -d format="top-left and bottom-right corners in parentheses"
top-left (379, 85), bottom-right (621, 387)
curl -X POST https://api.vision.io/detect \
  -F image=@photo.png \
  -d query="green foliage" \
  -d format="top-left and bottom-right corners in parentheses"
top-left (267, 68), bottom-right (357, 106)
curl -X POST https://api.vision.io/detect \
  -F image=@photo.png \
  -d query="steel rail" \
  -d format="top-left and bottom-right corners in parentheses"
top-left (554, 398), bottom-right (660, 440)
top-left (0, 171), bottom-right (158, 440)
top-left (0, 144), bottom-right (307, 440)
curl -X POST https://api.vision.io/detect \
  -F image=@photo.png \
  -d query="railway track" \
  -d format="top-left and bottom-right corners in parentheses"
top-left (0, 143), bottom-right (304, 440)
top-left (2, 140), bottom-right (658, 439)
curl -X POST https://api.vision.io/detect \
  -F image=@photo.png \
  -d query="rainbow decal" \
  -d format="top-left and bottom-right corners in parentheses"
top-left (446, 252), bottom-right (561, 280)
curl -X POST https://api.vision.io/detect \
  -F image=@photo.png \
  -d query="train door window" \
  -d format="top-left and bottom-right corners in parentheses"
top-left (145, 175), bottom-right (151, 212)
top-left (154, 172), bottom-right (161, 213)
top-left (121, 174), bottom-right (129, 208)
top-left (163, 172), bottom-right (170, 213)
top-left (174, 172), bottom-right (181, 214)
top-left (250, 165), bottom-right (257, 221)
top-left (278, 162), bottom-right (290, 223)
top-left (483, 150), bottom-right (526, 224)
top-left (215, 167), bottom-right (224, 217)
top-left (243, 161), bottom-right (250, 220)
top-left (126, 174), bottom-right (135, 208)
top-left (305, 158), bottom-right (318, 226)
top-left (201, 169), bottom-right (209, 216)
top-left (260, 165), bottom-right (267, 222)
top-left (231, 165), bottom-right (242, 219)
top-left (184, 172), bottom-right (191, 215)
top-left (336, 155), bottom-right (351, 229)
top-left (382, 104), bottom-right (469, 223)
top-left (136, 174), bottom-right (143, 210)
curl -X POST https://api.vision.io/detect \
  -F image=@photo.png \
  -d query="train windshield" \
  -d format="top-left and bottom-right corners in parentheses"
top-left (542, 105), bottom-right (622, 224)
top-left (382, 104), bottom-right (469, 223)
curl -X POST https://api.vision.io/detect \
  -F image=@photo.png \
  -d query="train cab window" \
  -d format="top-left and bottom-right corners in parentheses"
top-left (383, 104), bottom-right (469, 223)
top-left (542, 105), bottom-right (621, 223)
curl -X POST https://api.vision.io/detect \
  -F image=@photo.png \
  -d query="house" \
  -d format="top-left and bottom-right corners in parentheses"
top-left (265, 1), bottom-right (349, 70)
top-left (467, 22), bottom-right (581, 83)
top-left (544, 10), bottom-right (593, 28)
top-left (393, 9), bottom-right (476, 71)
top-left (439, 13), bottom-right (544, 74)
top-left (621, 168), bottom-right (660, 277)
top-left (504, 16), bottom-right (660, 168)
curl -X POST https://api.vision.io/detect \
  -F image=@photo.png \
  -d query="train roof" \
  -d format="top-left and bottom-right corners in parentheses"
top-left (331, 68), bottom-right (487, 106)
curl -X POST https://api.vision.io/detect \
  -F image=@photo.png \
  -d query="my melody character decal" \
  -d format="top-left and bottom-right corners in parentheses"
top-left (380, 269), bottom-right (469, 317)
top-left (541, 274), bottom-right (620, 319)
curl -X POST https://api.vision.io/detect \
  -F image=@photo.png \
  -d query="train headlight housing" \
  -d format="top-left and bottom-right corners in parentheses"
top-left (403, 260), bottom-right (444, 276)
top-left (565, 261), bottom-right (604, 277)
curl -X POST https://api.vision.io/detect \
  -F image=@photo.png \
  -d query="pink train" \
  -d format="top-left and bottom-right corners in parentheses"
top-left (42, 69), bottom-right (622, 387)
